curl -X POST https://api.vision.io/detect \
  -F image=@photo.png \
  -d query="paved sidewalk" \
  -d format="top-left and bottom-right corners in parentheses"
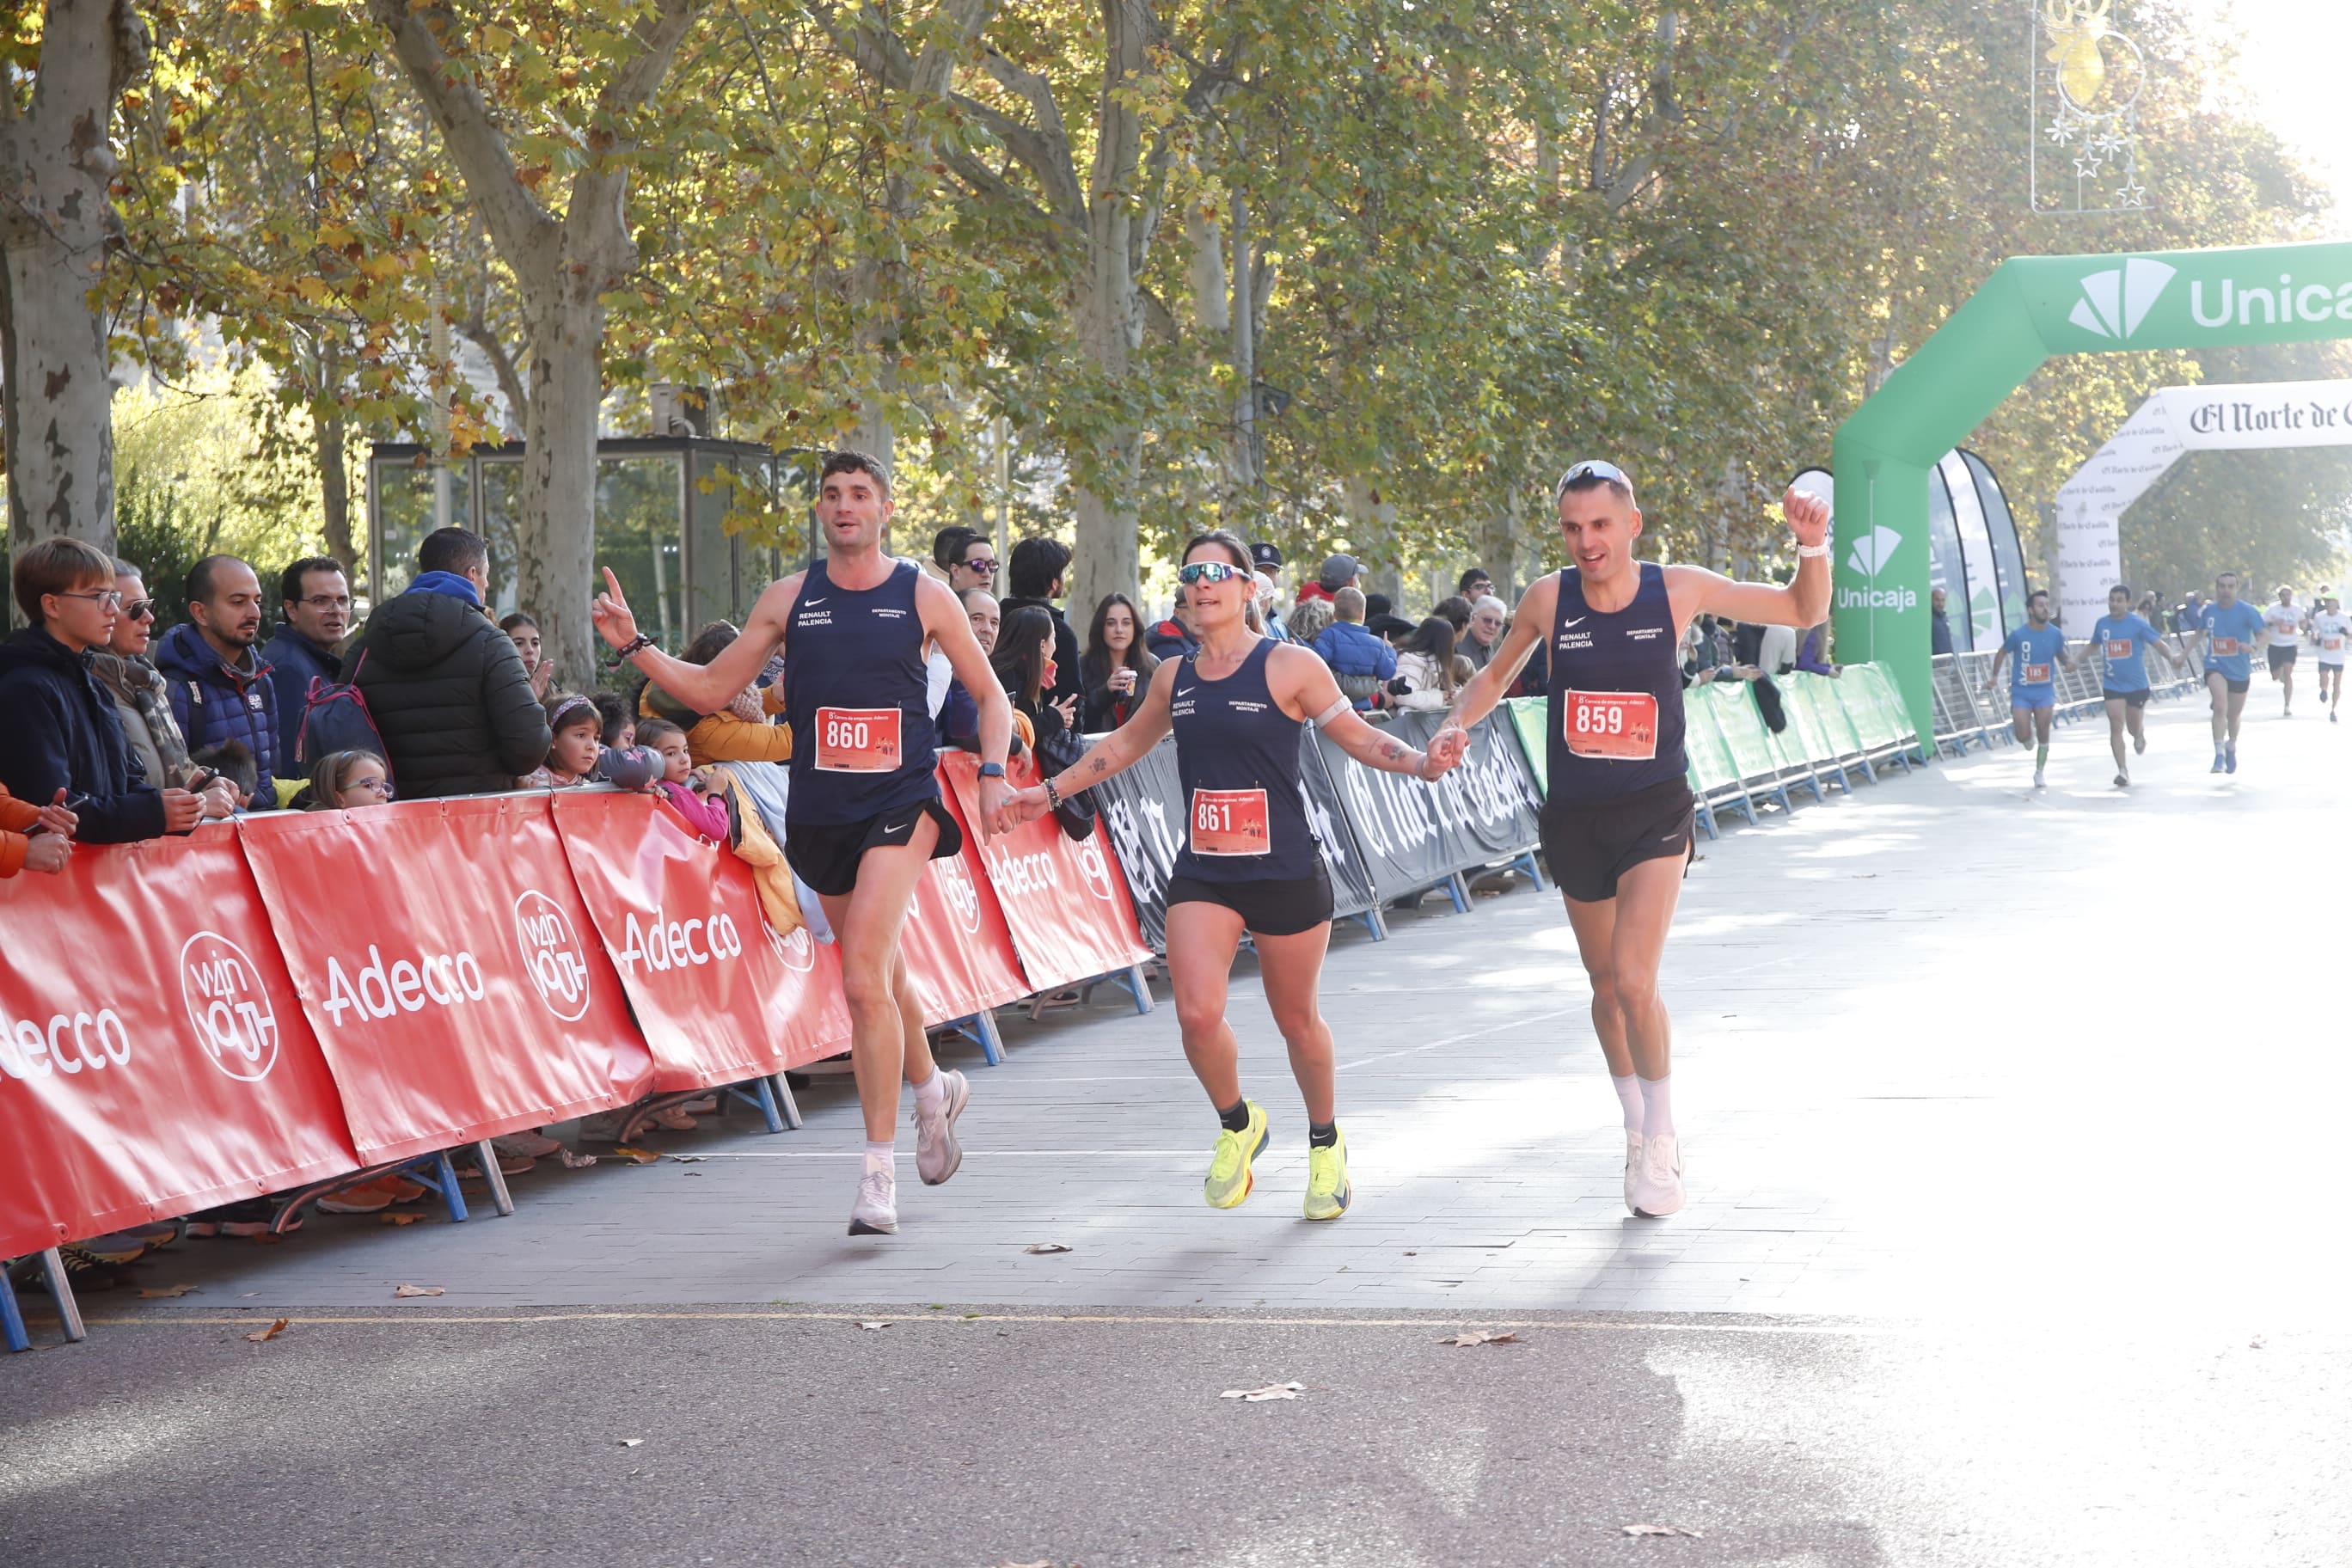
top-left (95, 697), bottom-right (2346, 1326)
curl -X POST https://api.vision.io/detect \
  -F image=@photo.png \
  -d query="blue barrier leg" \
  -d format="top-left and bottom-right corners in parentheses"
top-left (726, 1075), bottom-right (785, 1134)
top-left (434, 1150), bottom-right (470, 1223)
top-left (2, 1265), bottom-right (31, 1352)
top-left (770, 1072), bottom-right (805, 1130)
top-left (1122, 962), bottom-right (1155, 1014)
top-left (1510, 848), bottom-right (1548, 890)
top-left (1444, 873), bottom-right (1472, 914)
top-left (38, 1250), bottom-right (84, 1343)
top-left (1352, 908), bottom-right (1387, 941)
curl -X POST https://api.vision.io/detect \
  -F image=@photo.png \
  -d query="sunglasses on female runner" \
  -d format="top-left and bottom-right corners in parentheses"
top-left (1176, 560), bottom-right (1247, 586)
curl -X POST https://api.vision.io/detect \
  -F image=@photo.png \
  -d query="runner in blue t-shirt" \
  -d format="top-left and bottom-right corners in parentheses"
top-left (2196, 571), bottom-right (2269, 774)
top-left (1984, 588), bottom-right (2076, 788)
top-left (2090, 584), bottom-right (2185, 789)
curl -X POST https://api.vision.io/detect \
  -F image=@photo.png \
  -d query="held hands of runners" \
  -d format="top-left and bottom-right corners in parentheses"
top-left (591, 567), bottom-right (639, 650)
top-left (1001, 782), bottom-right (1054, 828)
top-left (977, 775), bottom-right (1020, 837)
top-left (1783, 487), bottom-right (1831, 548)
top-left (1426, 726), bottom-right (1470, 775)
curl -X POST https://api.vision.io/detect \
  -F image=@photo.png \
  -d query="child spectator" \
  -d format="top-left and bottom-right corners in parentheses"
top-left (0, 783), bottom-right (76, 877)
top-left (521, 694), bottom-right (604, 788)
top-left (637, 621), bottom-right (792, 766)
top-left (591, 689), bottom-right (635, 749)
top-left (295, 749), bottom-right (395, 812)
top-left (638, 718), bottom-right (730, 839)
top-left (500, 611), bottom-right (557, 700)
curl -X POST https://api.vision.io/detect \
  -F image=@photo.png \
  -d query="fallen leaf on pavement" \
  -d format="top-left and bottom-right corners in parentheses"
top-left (2250, 1335), bottom-right (2267, 1350)
top-left (137, 1283), bottom-right (199, 1298)
top-left (393, 1283), bottom-right (444, 1298)
top-left (1221, 1381), bottom-right (1304, 1402)
top-left (379, 1212), bottom-right (422, 1227)
top-left (612, 1147), bottom-right (663, 1165)
top-left (1621, 1524), bottom-right (1703, 1538)
top-left (989, 1560), bottom-right (1054, 1567)
top-left (1440, 1331), bottom-right (1521, 1348)
top-left (244, 1318), bottom-right (290, 1343)
top-left (556, 1148), bottom-right (600, 1169)
top-left (855, 1320), bottom-right (890, 1331)
top-left (1024, 1242), bottom-right (1072, 1254)
top-left (618, 1438), bottom-right (644, 1449)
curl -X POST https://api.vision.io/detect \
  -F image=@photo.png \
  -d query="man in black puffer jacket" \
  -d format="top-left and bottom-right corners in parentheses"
top-left (341, 527), bottom-right (550, 797)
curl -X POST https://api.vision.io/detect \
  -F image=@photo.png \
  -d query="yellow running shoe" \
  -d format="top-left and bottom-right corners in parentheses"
top-left (1204, 1101), bottom-right (1270, 1209)
top-left (1303, 1126), bottom-right (1351, 1221)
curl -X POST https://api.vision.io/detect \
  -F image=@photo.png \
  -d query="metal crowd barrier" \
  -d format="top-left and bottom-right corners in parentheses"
top-left (1675, 663), bottom-right (1926, 841)
top-left (1929, 641), bottom-right (2204, 757)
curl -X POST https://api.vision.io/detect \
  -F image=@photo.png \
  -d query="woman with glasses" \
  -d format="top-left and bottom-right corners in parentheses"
top-left (87, 561), bottom-right (236, 821)
top-left (1008, 529), bottom-right (1445, 1222)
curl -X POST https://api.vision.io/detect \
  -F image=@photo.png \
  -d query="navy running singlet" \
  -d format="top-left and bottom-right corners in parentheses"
top-left (1168, 639), bottom-right (1317, 885)
top-left (1545, 561), bottom-right (1688, 805)
top-left (781, 557), bottom-right (940, 826)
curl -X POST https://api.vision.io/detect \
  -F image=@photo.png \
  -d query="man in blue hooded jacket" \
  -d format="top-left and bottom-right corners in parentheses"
top-left (155, 554), bottom-right (281, 804)
top-left (340, 527), bottom-right (550, 798)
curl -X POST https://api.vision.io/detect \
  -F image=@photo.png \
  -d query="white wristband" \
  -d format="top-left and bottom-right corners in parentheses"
top-left (1796, 543), bottom-right (1830, 559)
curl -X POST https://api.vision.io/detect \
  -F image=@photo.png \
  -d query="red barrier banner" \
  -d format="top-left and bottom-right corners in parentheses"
top-left (938, 753), bottom-right (1150, 993)
top-left (899, 785), bottom-right (1031, 1026)
top-left (239, 796), bottom-right (654, 1163)
top-left (551, 791), bottom-right (852, 1087)
top-left (0, 826), bottom-right (358, 1256)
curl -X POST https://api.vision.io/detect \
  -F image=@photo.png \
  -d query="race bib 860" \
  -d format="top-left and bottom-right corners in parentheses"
top-left (814, 707), bottom-right (901, 772)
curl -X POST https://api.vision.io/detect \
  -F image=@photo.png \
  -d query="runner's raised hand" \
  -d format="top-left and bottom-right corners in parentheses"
top-left (591, 567), bottom-right (639, 650)
top-left (1783, 487), bottom-right (1831, 548)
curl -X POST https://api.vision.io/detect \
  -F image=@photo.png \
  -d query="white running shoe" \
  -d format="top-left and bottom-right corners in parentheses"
top-left (848, 1164), bottom-right (898, 1235)
top-left (2032, 769), bottom-right (2046, 789)
top-left (913, 1069), bottom-right (971, 1186)
top-left (1623, 1131), bottom-right (1644, 1212)
top-left (1630, 1135), bottom-right (1685, 1218)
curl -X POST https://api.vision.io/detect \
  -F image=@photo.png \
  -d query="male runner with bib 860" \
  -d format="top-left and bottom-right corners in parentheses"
top-left (591, 451), bottom-right (1015, 1237)
top-left (1425, 462), bottom-right (1830, 1219)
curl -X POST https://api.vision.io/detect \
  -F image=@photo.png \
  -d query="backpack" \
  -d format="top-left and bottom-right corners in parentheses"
top-left (295, 651), bottom-right (393, 779)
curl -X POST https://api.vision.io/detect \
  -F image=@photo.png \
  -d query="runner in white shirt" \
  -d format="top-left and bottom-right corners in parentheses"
top-left (2314, 594), bottom-right (2349, 724)
top-left (2262, 586), bottom-right (2304, 719)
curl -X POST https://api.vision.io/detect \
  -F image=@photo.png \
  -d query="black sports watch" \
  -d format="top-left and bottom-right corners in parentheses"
top-left (977, 762), bottom-right (1008, 780)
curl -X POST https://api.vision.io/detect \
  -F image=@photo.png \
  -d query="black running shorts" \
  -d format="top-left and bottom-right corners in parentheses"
top-left (2103, 688), bottom-right (2150, 708)
top-left (2268, 645), bottom-right (2299, 673)
top-left (1539, 777), bottom-right (1695, 904)
top-left (2208, 671), bottom-right (2251, 695)
top-left (784, 796), bottom-right (962, 899)
top-left (1166, 864), bottom-right (1334, 938)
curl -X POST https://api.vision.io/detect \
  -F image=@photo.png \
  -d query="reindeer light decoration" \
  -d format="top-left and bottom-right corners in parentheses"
top-left (2031, 0), bottom-right (2148, 213)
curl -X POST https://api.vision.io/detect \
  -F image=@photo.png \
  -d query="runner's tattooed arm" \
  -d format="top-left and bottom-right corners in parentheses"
top-left (592, 565), bottom-right (793, 711)
top-left (1427, 574), bottom-right (1558, 774)
top-left (1003, 660), bottom-right (1181, 824)
top-left (1272, 645), bottom-right (1443, 780)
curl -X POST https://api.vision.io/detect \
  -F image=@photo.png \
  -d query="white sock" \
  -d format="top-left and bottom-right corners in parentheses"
top-left (1639, 1075), bottom-right (1675, 1141)
top-left (863, 1141), bottom-right (894, 1178)
top-left (910, 1070), bottom-right (945, 1112)
top-left (1612, 1074), bottom-right (1645, 1135)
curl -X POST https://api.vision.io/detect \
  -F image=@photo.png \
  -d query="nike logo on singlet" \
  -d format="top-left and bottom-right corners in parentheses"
top-left (1176, 685), bottom-right (1196, 697)
top-left (1562, 616), bottom-right (1588, 628)
top-left (803, 597), bottom-right (827, 606)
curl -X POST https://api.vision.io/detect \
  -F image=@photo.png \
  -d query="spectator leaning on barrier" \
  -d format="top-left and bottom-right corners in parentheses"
top-left (1312, 585), bottom-right (1398, 710)
top-left (995, 603), bottom-right (1079, 744)
top-left (1001, 536), bottom-right (1084, 709)
top-left (1797, 621), bottom-right (1841, 678)
top-left (1081, 591), bottom-right (1160, 731)
top-left (1286, 596), bottom-right (1334, 648)
top-left (264, 556), bottom-right (351, 764)
top-left (640, 620), bottom-right (791, 767)
top-left (343, 526), bottom-right (551, 798)
top-left (88, 560), bottom-right (203, 802)
top-left (1389, 616), bottom-right (1464, 711)
top-left (156, 554), bottom-right (281, 804)
top-left (0, 781), bottom-right (77, 876)
top-left (1930, 587), bottom-right (1955, 656)
top-left (940, 588), bottom-right (1032, 754)
top-left (0, 537), bottom-right (201, 842)
top-left (293, 747), bottom-right (394, 811)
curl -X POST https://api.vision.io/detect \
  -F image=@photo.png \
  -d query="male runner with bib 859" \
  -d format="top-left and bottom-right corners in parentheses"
top-left (1425, 462), bottom-right (1830, 1219)
top-left (591, 451), bottom-right (1015, 1237)
top-left (1007, 530), bottom-right (1448, 1221)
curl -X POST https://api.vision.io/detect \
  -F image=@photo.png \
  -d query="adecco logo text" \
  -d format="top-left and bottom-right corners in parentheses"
top-left (513, 890), bottom-right (593, 1022)
top-left (983, 842), bottom-right (1059, 898)
top-left (181, 931), bottom-right (280, 1081)
top-left (0, 1001), bottom-right (132, 1081)
top-left (321, 943), bottom-right (488, 1028)
top-left (617, 905), bottom-right (744, 975)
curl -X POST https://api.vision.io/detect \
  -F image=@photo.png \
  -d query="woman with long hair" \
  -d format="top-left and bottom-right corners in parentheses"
top-left (1007, 530), bottom-right (1445, 1221)
top-left (1390, 616), bottom-right (1461, 710)
top-left (990, 603), bottom-right (1076, 742)
top-left (1081, 592), bottom-right (1160, 730)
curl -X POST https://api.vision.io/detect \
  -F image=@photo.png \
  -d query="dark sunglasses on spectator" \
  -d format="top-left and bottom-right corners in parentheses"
top-left (123, 599), bottom-right (157, 621)
top-left (1177, 561), bottom-right (1246, 586)
top-left (963, 558), bottom-right (999, 574)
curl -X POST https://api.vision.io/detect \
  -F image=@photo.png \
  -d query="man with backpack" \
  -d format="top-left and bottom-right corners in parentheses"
top-left (156, 555), bottom-right (282, 805)
top-left (340, 528), bottom-right (550, 798)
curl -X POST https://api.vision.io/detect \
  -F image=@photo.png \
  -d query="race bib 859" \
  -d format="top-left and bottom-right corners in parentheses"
top-left (1565, 691), bottom-right (1659, 762)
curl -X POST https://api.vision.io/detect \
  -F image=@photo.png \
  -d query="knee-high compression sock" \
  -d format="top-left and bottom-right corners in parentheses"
top-left (1613, 1074), bottom-right (1645, 1134)
top-left (1639, 1075), bottom-right (1675, 1141)
top-left (2036, 743), bottom-right (2049, 771)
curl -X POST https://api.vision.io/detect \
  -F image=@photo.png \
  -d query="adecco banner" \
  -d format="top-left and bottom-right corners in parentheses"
top-left (897, 795), bottom-right (1031, 1026)
top-left (938, 753), bottom-right (1148, 993)
top-left (240, 797), bottom-right (654, 1163)
top-left (0, 826), bottom-right (358, 1257)
top-left (551, 792), bottom-right (853, 1089)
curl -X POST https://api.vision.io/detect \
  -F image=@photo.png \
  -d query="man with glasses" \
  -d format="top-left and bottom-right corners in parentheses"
top-left (266, 557), bottom-right (352, 764)
top-left (2196, 572), bottom-right (2268, 773)
top-left (1427, 460), bottom-right (1830, 1221)
top-left (0, 538), bottom-right (204, 842)
top-left (947, 537), bottom-right (1000, 597)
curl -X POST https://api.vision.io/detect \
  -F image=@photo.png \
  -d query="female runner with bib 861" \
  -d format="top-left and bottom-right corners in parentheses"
top-left (1006, 530), bottom-right (1448, 1221)
top-left (1427, 462), bottom-right (1831, 1219)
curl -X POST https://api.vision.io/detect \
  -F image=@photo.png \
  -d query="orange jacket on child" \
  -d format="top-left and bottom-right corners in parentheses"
top-left (0, 784), bottom-right (43, 878)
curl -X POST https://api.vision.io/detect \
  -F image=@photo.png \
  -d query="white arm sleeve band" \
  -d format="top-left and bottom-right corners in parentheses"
top-left (1311, 697), bottom-right (1353, 730)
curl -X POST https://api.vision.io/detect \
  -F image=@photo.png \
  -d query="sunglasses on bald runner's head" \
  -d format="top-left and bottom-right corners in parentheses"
top-left (1177, 561), bottom-right (1246, 586)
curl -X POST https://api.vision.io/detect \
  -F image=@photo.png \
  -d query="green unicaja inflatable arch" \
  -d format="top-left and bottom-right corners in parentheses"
top-left (1832, 239), bottom-right (2352, 745)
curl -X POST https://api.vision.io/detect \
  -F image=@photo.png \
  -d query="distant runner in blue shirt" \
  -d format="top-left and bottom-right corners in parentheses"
top-left (2196, 571), bottom-right (2268, 774)
top-left (2090, 584), bottom-right (2184, 789)
top-left (1984, 589), bottom-right (2076, 788)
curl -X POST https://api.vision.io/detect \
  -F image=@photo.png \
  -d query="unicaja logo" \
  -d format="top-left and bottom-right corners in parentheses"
top-left (2068, 257), bottom-right (2175, 340)
top-left (1837, 524), bottom-right (1918, 611)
